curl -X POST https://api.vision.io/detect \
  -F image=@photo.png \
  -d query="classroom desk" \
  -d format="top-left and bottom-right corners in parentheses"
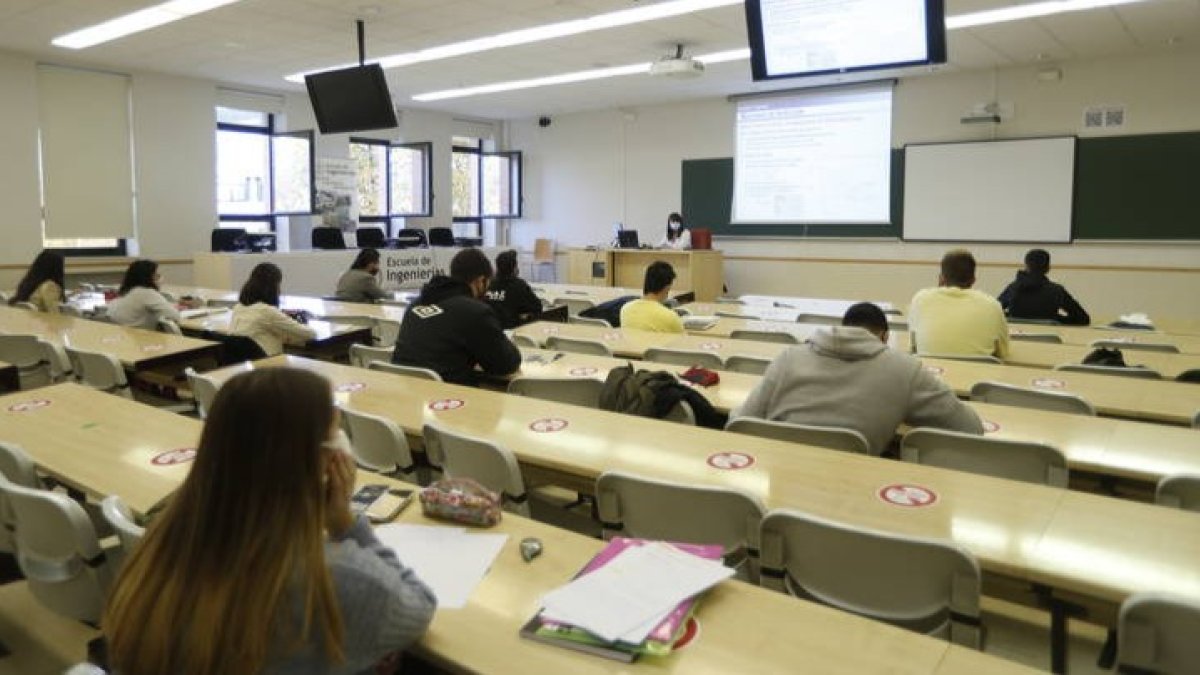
top-left (0, 306), bottom-right (220, 377)
top-left (0, 383), bottom-right (198, 514)
top-left (514, 321), bottom-right (680, 358)
top-left (0, 361), bottom-right (17, 393)
top-left (566, 249), bottom-right (723, 301)
top-left (531, 282), bottom-right (643, 303)
top-left (175, 308), bottom-right (371, 360)
top-left (739, 295), bottom-right (898, 314)
top-left (162, 285), bottom-right (409, 323)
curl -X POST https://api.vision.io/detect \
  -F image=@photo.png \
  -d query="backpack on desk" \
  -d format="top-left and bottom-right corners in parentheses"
top-left (599, 363), bottom-right (679, 417)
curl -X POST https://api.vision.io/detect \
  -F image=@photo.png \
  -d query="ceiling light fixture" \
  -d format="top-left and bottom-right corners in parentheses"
top-left (945, 0), bottom-right (1154, 30)
top-left (285, 0), bottom-right (742, 82)
top-left (52, 0), bottom-right (243, 49)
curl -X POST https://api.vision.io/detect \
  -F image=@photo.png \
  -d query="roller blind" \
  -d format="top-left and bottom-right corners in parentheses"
top-left (216, 87), bottom-right (284, 115)
top-left (37, 65), bottom-right (135, 239)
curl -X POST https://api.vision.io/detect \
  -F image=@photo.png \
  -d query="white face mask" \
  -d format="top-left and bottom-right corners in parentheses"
top-left (669, 221), bottom-right (681, 230)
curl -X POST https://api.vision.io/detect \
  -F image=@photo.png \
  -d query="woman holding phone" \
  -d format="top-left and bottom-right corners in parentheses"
top-left (103, 368), bottom-right (436, 674)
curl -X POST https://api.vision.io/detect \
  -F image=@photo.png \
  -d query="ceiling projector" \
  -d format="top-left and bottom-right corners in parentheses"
top-left (650, 44), bottom-right (705, 79)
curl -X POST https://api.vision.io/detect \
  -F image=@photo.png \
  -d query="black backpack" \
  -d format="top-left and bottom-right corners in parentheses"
top-left (599, 363), bottom-right (727, 429)
top-left (1082, 347), bottom-right (1126, 367)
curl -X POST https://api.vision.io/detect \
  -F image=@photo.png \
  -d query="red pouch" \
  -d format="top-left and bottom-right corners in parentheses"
top-left (680, 367), bottom-right (720, 387)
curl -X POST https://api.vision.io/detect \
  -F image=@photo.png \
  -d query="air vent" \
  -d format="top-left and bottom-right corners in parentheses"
top-left (1083, 105), bottom-right (1126, 130)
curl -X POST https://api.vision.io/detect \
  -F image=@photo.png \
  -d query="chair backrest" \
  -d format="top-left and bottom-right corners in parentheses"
top-left (349, 343), bottom-right (394, 369)
top-left (1054, 363), bottom-right (1163, 380)
top-left (368, 360), bottom-right (443, 382)
top-left (643, 347), bottom-right (724, 370)
top-left (1194, 410), bottom-right (1199, 429)
top-left (341, 407), bottom-right (416, 475)
top-left (158, 319), bottom-right (183, 335)
top-left (724, 354), bottom-right (773, 375)
top-left (596, 470), bottom-right (766, 580)
top-left (901, 428), bottom-right (1069, 487)
top-left (664, 399), bottom-right (696, 425)
top-left (1011, 332), bottom-right (1063, 344)
top-left (356, 227), bottom-right (386, 249)
top-left (533, 238), bottom-right (554, 262)
top-left (716, 310), bottom-right (757, 320)
top-left (1155, 474), bottom-right (1200, 512)
top-left (421, 423), bottom-right (528, 515)
top-left (1117, 593), bottom-right (1200, 674)
top-left (12, 301), bottom-right (39, 311)
top-left (793, 313), bottom-right (840, 326)
top-left (726, 417), bottom-right (871, 455)
top-left (428, 227), bottom-right (455, 247)
top-left (1092, 339), bottom-right (1180, 354)
top-left (0, 474), bottom-right (113, 623)
top-left (545, 335), bottom-right (612, 356)
top-left (311, 227), bottom-right (346, 250)
top-left (393, 228), bottom-right (428, 248)
top-left (568, 315), bottom-right (611, 328)
top-left (919, 353), bottom-right (1003, 364)
top-left (99, 495), bottom-right (144, 559)
top-left (760, 509), bottom-right (982, 647)
top-left (729, 329), bottom-right (798, 345)
top-left (553, 297), bottom-right (595, 317)
top-left (969, 381), bottom-right (1096, 416)
top-left (206, 298), bottom-right (238, 309)
top-left (373, 318), bottom-right (401, 348)
top-left (211, 227), bottom-right (246, 252)
top-left (0, 334), bottom-right (52, 389)
top-left (508, 377), bottom-right (604, 408)
top-left (511, 334), bottom-right (540, 349)
top-left (0, 442), bottom-right (41, 554)
top-left (65, 347), bottom-right (131, 398)
top-left (184, 367), bottom-right (221, 419)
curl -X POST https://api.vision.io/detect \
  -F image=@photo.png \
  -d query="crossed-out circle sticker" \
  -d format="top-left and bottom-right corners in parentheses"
top-left (698, 342), bottom-right (722, 352)
top-left (982, 420), bottom-right (1001, 434)
top-left (706, 451), bottom-right (755, 470)
top-left (428, 398), bottom-right (466, 412)
top-left (568, 367), bottom-right (598, 377)
top-left (7, 399), bottom-right (51, 413)
top-left (529, 418), bottom-right (569, 433)
top-left (541, 326), bottom-right (560, 335)
top-left (336, 382), bottom-right (366, 393)
top-left (141, 344), bottom-right (164, 352)
top-left (601, 331), bottom-right (621, 342)
top-left (151, 448), bottom-right (196, 466)
top-left (878, 484), bottom-right (939, 508)
top-left (1032, 377), bottom-right (1066, 390)
top-left (924, 365), bottom-right (945, 376)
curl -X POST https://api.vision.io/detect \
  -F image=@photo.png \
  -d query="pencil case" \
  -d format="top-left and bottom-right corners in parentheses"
top-left (419, 477), bottom-right (502, 527)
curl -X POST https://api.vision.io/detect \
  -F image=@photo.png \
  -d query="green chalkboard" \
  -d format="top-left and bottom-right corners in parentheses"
top-left (683, 132), bottom-right (1200, 240)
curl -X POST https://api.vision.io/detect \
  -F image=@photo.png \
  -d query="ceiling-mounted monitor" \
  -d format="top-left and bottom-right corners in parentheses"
top-left (304, 63), bottom-right (398, 134)
top-left (745, 0), bottom-right (947, 82)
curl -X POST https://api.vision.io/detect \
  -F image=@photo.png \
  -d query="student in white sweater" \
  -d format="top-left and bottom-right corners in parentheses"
top-left (106, 259), bottom-right (184, 330)
top-left (230, 262), bottom-right (317, 356)
top-left (732, 302), bottom-right (982, 455)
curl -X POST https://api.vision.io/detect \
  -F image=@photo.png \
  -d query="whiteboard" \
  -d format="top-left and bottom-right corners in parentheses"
top-left (902, 137), bottom-right (1076, 242)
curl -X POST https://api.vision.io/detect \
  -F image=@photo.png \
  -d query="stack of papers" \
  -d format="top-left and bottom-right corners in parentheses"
top-left (374, 524), bottom-right (508, 609)
top-left (682, 315), bottom-right (718, 331)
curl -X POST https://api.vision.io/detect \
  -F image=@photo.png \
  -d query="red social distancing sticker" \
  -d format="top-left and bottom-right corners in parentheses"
top-left (151, 448), bottom-right (196, 466)
top-left (699, 342), bottom-right (722, 351)
top-left (924, 365), bottom-right (945, 376)
top-left (706, 452), bottom-right (755, 470)
top-left (7, 399), bottom-right (51, 413)
top-left (878, 484), bottom-right (938, 508)
top-left (1032, 378), bottom-right (1066, 389)
top-left (336, 382), bottom-right (366, 393)
top-left (983, 420), bottom-right (1000, 433)
top-left (428, 399), bottom-right (465, 412)
top-left (568, 367), bottom-right (598, 377)
top-left (529, 418), bottom-right (569, 433)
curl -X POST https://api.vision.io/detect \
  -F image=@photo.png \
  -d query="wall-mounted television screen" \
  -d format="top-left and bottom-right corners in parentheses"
top-left (304, 63), bottom-right (398, 134)
top-left (745, 0), bottom-right (947, 82)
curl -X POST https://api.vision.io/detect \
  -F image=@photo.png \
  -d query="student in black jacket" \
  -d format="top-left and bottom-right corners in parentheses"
top-left (485, 249), bottom-right (543, 329)
top-left (997, 249), bottom-right (1091, 325)
top-left (392, 248), bottom-right (522, 385)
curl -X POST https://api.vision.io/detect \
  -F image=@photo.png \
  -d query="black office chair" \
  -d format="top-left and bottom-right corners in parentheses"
top-left (356, 227), bottom-right (387, 249)
top-left (211, 228), bottom-right (246, 252)
top-left (428, 227), bottom-right (455, 247)
top-left (312, 227), bottom-right (346, 250)
top-left (393, 229), bottom-right (428, 248)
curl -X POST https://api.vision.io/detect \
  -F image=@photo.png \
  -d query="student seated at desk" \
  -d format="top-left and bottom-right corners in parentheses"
top-left (657, 212), bottom-right (692, 250)
top-left (335, 248), bottom-right (388, 303)
top-left (998, 249), bottom-right (1090, 326)
top-left (732, 303), bottom-right (982, 455)
top-left (620, 260), bottom-right (685, 333)
top-left (485, 249), bottom-right (543, 329)
top-left (107, 259), bottom-right (183, 330)
top-left (230, 262), bottom-right (317, 356)
top-left (9, 250), bottom-right (64, 313)
top-left (392, 248), bottom-right (521, 385)
top-left (909, 249), bottom-right (1010, 359)
top-left (103, 368), bottom-right (436, 675)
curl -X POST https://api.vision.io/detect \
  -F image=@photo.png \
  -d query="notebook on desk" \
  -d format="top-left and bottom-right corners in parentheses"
top-left (682, 315), bottom-right (718, 331)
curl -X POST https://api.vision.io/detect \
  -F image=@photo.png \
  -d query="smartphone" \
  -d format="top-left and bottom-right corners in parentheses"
top-left (351, 484), bottom-right (414, 523)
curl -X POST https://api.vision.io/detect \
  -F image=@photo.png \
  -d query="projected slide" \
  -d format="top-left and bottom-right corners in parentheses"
top-left (752, 0), bottom-right (940, 79)
top-left (733, 84), bottom-right (893, 224)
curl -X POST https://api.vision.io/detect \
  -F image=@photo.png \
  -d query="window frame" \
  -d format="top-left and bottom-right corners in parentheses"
top-left (452, 137), bottom-right (483, 237)
top-left (481, 150), bottom-right (523, 219)
top-left (271, 129), bottom-right (315, 216)
top-left (215, 112), bottom-right (316, 233)
top-left (389, 141), bottom-right (434, 219)
top-left (350, 137), bottom-right (391, 227)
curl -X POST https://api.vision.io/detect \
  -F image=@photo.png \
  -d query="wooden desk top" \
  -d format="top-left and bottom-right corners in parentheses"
top-left (162, 285), bottom-right (408, 323)
top-left (0, 383), bottom-right (196, 514)
top-left (1001, 341), bottom-right (1200, 379)
top-left (176, 308), bottom-right (369, 346)
top-left (0, 306), bottom-right (218, 370)
top-left (514, 322), bottom-right (679, 358)
top-left (529, 283), bottom-right (642, 303)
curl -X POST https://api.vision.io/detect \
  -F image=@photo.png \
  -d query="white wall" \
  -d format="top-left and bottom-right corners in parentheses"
top-left (507, 48), bottom-right (1200, 319)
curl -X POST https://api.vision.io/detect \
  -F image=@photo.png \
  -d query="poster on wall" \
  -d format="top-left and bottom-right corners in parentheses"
top-left (378, 247), bottom-right (505, 291)
top-left (315, 158), bottom-right (359, 232)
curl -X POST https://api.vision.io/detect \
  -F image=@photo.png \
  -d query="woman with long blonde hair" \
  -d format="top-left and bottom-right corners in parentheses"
top-left (103, 368), bottom-right (436, 674)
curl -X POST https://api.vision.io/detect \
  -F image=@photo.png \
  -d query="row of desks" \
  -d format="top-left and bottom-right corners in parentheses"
top-left (0, 382), bottom-right (1034, 675)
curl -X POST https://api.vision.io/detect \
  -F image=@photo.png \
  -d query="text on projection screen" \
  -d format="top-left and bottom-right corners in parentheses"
top-left (760, 0), bottom-right (932, 76)
top-left (733, 85), bottom-right (893, 224)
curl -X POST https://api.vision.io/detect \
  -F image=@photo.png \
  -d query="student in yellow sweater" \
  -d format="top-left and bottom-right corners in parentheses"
top-left (909, 249), bottom-right (1010, 359)
top-left (620, 260), bottom-right (684, 333)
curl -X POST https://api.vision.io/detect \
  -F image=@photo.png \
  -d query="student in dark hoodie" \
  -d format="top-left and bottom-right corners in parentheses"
top-left (485, 249), bottom-right (544, 329)
top-left (997, 249), bottom-right (1090, 325)
top-left (391, 248), bottom-right (522, 385)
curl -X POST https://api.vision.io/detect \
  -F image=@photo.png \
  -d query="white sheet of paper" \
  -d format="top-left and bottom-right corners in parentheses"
top-left (375, 524), bottom-right (507, 609)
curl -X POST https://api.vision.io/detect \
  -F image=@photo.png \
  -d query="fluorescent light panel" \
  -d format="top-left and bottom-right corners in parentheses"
top-left (52, 0), bottom-right (243, 50)
top-left (946, 0), bottom-right (1154, 30)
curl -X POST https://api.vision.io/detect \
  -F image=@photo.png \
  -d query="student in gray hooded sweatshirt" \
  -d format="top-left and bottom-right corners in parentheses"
top-left (731, 302), bottom-right (982, 455)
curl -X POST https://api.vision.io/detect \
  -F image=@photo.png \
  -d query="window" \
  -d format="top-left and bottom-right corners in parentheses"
top-left (452, 136), bottom-right (482, 237)
top-left (351, 139), bottom-right (433, 232)
top-left (351, 139), bottom-right (388, 221)
top-left (216, 106), bottom-right (313, 234)
top-left (482, 151), bottom-right (522, 218)
top-left (452, 137), bottom-right (522, 238)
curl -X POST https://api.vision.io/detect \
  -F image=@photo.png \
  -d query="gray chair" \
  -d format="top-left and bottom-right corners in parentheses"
top-left (184, 367), bottom-right (221, 419)
top-left (901, 428), bottom-right (1069, 487)
top-left (368, 361), bottom-right (443, 382)
top-left (1091, 339), bottom-right (1180, 354)
top-left (422, 423), bottom-right (529, 516)
top-left (508, 377), bottom-right (604, 409)
top-left (794, 314), bottom-right (840, 326)
top-left (1054, 363), bottom-right (1163, 380)
top-left (100, 495), bottom-right (144, 564)
top-left (0, 442), bottom-right (42, 555)
top-left (1117, 593), bottom-right (1200, 674)
top-left (40, 339), bottom-right (73, 383)
top-left (919, 353), bottom-right (1003, 364)
top-left (0, 334), bottom-right (52, 389)
top-left (1010, 332), bottom-right (1063, 344)
top-left (552, 297), bottom-right (595, 317)
top-left (511, 333), bottom-right (540, 349)
top-left (1194, 410), bottom-right (1199, 429)
top-left (158, 319), bottom-right (183, 335)
top-left (969, 381), bottom-right (1096, 416)
top-left (724, 355), bottom-right (773, 375)
top-left (643, 347), bottom-right (724, 370)
top-left (1155, 474), bottom-right (1200, 512)
top-left (65, 347), bottom-right (132, 398)
top-left (545, 336), bottom-right (612, 357)
top-left (341, 407), bottom-right (418, 477)
top-left (730, 329), bottom-right (798, 345)
top-left (568, 315), bottom-right (612, 328)
top-left (349, 343), bottom-right (393, 369)
top-left (596, 470), bottom-right (766, 581)
top-left (373, 318), bottom-right (402, 348)
top-left (726, 417), bottom-right (872, 455)
top-left (760, 509), bottom-right (982, 648)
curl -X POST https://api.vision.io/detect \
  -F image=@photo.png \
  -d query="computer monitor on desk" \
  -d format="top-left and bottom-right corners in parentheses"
top-left (617, 230), bottom-right (640, 249)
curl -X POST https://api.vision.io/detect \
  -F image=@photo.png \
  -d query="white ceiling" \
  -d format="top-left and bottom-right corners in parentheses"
top-left (0, 0), bottom-right (1197, 120)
